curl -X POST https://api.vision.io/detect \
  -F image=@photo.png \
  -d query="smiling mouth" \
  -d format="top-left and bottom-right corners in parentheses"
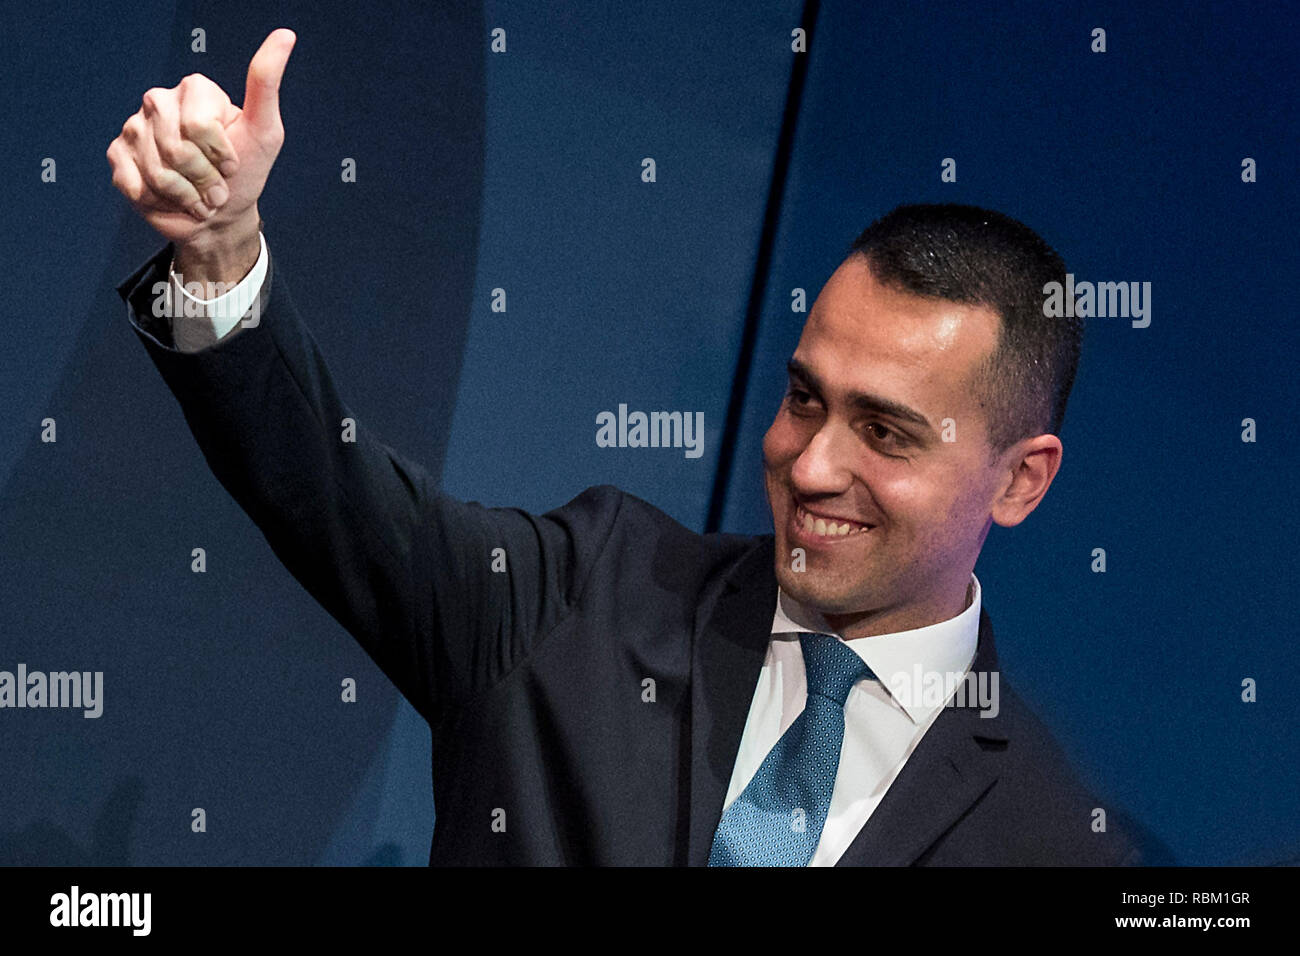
top-left (792, 502), bottom-right (874, 538)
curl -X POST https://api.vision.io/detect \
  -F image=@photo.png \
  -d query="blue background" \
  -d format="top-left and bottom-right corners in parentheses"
top-left (1, 0), bottom-right (1296, 866)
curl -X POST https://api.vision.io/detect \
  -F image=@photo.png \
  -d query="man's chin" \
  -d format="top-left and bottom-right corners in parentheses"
top-left (774, 567), bottom-right (863, 616)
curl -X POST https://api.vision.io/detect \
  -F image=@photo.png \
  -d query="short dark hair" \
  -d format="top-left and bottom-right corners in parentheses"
top-left (847, 203), bottom-right (1080, 458)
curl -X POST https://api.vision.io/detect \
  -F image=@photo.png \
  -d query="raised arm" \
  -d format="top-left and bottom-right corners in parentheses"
top-left (107, 29), bottom-right (623, 727)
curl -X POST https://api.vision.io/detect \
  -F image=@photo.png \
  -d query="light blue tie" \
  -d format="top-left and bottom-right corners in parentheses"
top-left (708, 632), bottom-right (874, 866)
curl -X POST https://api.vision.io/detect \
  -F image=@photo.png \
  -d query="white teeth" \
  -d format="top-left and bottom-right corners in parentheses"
top-left (797, 505), bottom-right (870, 536)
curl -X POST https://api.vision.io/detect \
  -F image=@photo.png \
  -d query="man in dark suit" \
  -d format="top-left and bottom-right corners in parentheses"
top-left (108, 29), bottom-right (1144, 865)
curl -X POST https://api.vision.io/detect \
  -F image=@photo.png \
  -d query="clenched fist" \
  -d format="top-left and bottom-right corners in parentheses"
top-left (107, 28), bottom-right (295, 284)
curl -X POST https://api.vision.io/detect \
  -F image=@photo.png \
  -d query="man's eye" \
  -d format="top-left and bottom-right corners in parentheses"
top-left (866, 422), bottom-right (901, 446)
top-left (785, 387), bottom-right (816, 410)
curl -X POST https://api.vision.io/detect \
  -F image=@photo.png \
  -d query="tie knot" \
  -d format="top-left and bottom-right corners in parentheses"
top-left (800, 632), bottom-right (873, 706)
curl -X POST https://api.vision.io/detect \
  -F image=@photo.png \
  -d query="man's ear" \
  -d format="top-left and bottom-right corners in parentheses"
top-left (990, 434), bottom-right (1063, 528)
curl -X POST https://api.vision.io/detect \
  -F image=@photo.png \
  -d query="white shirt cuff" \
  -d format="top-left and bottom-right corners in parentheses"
top-left (166, 231), bottom-right (269, 352)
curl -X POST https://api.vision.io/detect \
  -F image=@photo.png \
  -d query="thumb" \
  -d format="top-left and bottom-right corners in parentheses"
top-left (241, 28), bottom-right (296, 133)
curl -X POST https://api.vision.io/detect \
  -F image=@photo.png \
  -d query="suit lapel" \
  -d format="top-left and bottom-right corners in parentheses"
top-left (685, 537), bottom-right (777, 866)
top-left (834, 605), bottom-right (1009, 865)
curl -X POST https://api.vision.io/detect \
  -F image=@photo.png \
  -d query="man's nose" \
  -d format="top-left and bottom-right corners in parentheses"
top-left (789, 423), bottom-right (854, 495)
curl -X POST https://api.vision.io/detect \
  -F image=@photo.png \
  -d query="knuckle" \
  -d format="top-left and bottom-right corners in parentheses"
top-left (154, 136), bottom-right (180, 165)
top-left (178, 113), bottom-right (216, 140)
top-left (152, 169), bottom-right (190, 202)
top-left (110, 170), bottom-right (135, 199)
top-left (138, 169), bottom-right (164, 198)
top-left (141, 87), bottom-right (165, 112)
top-left (136, 161), bottom-right (159, 188)
top-left (139, 162), bottom-right (169, 191)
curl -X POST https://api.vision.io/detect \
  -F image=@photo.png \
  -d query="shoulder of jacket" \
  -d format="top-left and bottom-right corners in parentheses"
top-left (565, 484), bottom-right (765, 577)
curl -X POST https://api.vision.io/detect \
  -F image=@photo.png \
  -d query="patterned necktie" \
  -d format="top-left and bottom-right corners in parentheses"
top-left (708, 632), bottom-right (874, 866)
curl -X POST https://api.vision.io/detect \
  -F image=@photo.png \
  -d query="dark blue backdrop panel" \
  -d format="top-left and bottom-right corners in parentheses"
top-left (439, 1), bottom-right (801, 525)
top-left (720, 0), bottom-right (1299, 865)
top-left (0, 0), bottom-right (181, 491)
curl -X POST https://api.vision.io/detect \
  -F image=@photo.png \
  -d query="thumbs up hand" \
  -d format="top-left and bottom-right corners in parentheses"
top-left (107, 29), bottom-right (296, 260)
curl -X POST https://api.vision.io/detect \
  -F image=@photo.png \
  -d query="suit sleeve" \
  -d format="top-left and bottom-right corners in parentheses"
top-left (117, 242), bottom-right (624, 727)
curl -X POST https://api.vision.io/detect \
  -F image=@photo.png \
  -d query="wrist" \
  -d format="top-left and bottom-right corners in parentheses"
top-left (173, 209), bottom-right (263, 290)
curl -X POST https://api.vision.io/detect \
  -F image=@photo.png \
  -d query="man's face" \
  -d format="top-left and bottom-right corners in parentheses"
top-left (763, 254), bottom-right (1012, 636)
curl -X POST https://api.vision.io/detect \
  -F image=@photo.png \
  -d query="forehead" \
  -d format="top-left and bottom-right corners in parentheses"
top-left (794, 256), bottom-right (1000, 415)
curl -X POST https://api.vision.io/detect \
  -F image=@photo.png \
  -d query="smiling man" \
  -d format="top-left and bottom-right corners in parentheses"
top-left (767, 210), bottom-right (1066, 640)
top-left (710, 205), bottom-right (1116, 866)
top-left (110, 30), bottom-right (1146, 865)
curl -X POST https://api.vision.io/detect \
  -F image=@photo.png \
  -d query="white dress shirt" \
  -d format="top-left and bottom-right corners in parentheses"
top-left (165, 241), bottom-right (985, 867)
top-left (723, 575), bottom-right (981, 865)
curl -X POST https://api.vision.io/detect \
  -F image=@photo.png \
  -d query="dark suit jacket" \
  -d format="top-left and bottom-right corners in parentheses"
top-left (118, 243), bottom-right (1144, 865)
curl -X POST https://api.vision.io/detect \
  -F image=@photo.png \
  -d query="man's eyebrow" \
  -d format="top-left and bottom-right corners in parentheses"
top-left (786, 358), bottom-right (933, 432)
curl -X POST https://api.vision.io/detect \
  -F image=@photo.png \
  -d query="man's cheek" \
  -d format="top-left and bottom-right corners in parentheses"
top-left (761, 421), bottom-right (785, 462)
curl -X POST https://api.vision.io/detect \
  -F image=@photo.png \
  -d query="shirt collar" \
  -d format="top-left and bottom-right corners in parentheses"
top-left (770, 574), bottom-right (982, 724)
